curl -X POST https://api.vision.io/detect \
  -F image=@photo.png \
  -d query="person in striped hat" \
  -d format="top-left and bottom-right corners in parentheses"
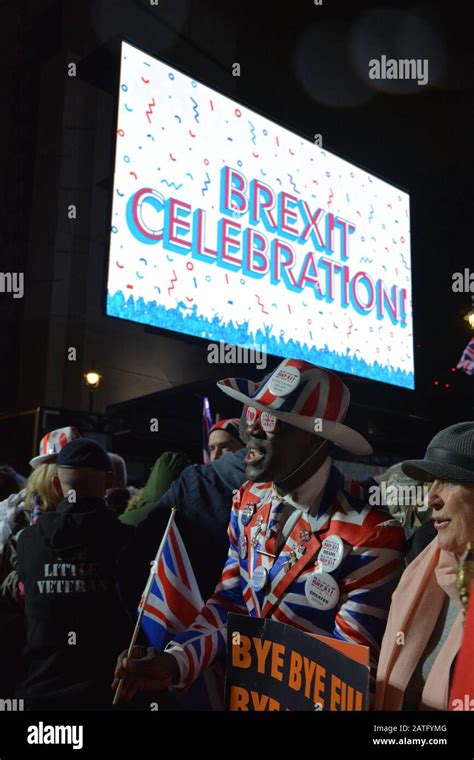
top-left (1, 426), bottom-right (82, 569)
top-left (29, 426), bottom-right (81, 469)
top-left (114, 359), bottom-right (406, 706)
top-left (208, 418), bottom-right (244, 462)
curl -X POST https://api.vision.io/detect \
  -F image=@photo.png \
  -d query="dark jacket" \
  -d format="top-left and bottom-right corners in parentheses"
top-left (16, 496), bottom-right (133, 708)
top-left (105, 488), bottom-right (131, 516)
top-left (117, 448), bottom-right (247, 617)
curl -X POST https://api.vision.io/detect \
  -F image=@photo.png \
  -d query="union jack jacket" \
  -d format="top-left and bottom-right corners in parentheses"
top-left (169, 466), bottom-right (405, 699)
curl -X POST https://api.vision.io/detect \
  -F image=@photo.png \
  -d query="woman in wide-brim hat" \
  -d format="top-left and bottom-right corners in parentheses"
top-left (376, 421), bottom-right (474, 711)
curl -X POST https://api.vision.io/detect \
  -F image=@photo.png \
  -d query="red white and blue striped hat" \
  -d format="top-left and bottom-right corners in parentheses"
top-left (30, 426), bottom-right (81, 469)
top-left (217, 359), bottom-right (372, 455)
top-left (209, 418), bottom-right (243, 443)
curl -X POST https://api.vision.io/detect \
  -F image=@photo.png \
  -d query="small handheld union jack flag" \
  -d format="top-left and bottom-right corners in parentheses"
top-left (138, 510), bottom-right (225, 709)
top-left (456, 337), bottom-right (474, 376)
top-left (139, 518), bottom-right (204, 650)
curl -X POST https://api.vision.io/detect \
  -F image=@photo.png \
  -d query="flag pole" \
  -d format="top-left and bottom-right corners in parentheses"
top-left (112, 507), bottom-right (177, 705)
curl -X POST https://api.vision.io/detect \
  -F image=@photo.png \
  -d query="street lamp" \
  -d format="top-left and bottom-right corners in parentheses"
top-left (464, 309), bottom-right (474, 330)
top-left (83, 366), bottom-right (102, 412)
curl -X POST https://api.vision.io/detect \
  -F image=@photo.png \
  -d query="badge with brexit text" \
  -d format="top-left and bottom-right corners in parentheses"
top-left (268, 366), bottom-right (301, 397)
top-left (305, 571), bottom-right (340, 611)
top-left (317, 536), bottom-right (345, 573)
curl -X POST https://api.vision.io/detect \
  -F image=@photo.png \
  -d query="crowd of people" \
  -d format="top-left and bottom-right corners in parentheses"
top-left (0, 358), bottom-right (472, 711)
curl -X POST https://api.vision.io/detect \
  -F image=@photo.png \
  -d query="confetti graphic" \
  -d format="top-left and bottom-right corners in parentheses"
top-left (248, 120), bottom-right (256, 145)
top-left (161, 179), bottom-right (183, 190)
top-left (168, 270), bottom-right (178, 296)
top-left (107, 41), bottom-right (414, 389)
top-left (145, 97), bottom-right (156, 123)
top-left (190, 97), bottom-right (200, 123)
top-left (287, 173), bottom-right (300, 194)
top-left (201, 171), bottom-right (211, 196)
top-left (255, 294), bottom-right (269, 314)
top-left (400, 253), bottom-right (410, 270)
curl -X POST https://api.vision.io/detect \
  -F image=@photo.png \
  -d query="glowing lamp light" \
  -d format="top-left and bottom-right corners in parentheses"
top-left (465, 309), bottom-right (474, 329)
top-left (84, 370), bottom-right (102, 389)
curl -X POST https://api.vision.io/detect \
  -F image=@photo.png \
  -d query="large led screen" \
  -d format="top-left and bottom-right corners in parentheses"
top-left (106, 41), bottom-right (414, 388)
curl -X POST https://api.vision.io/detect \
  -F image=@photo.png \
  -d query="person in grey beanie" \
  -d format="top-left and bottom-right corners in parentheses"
top-left (405, 421), bottom-right (474, 563)
top-left (376, 421), bottom-right (474, 711)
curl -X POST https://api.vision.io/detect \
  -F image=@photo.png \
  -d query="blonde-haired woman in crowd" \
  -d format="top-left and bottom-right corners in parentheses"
top-left (0, 427), bottom-right (80, 586)
top-left (23, 462), bottom-right (61, 517)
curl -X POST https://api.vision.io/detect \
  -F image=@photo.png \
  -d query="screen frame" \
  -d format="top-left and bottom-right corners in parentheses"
top-left (101, 37), bottom-right (414, 389)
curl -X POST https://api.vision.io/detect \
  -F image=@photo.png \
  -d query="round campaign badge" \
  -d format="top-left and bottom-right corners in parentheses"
top-left (251, 565), bottom-right (268, 592)
top-left (317, 536), bottom-right (345, 573)
top-left (305, 571), bottom-right (340, 611)
top-left (260, 411), bottom-right (278, 433)
top-left (245, 406), bottom-right (257, 426)
top-left (268, 366), bottom-right (301, 397)
top-left (239, 534), bottom-right (247, 560)
top-left (241, 504), bottom-right (255, 526)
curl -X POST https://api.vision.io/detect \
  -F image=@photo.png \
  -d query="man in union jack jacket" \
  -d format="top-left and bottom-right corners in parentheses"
top-left (114, 359), bottom-right (405, 704)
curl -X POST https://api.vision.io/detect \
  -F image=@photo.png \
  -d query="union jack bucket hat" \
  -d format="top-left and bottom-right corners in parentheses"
top-left (217, 358), bottom-right (372, 455)
top-left (209, 418), bottom-right (243, 443)
top-left (29, 426), bottom-right (82, 469)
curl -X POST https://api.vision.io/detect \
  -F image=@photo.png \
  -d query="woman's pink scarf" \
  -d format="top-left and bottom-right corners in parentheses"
top-left (376, 537), bottom-right (464, 711)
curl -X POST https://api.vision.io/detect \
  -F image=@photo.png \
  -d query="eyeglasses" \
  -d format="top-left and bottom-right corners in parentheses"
top-left (245, 405), bottom-right (279, 433)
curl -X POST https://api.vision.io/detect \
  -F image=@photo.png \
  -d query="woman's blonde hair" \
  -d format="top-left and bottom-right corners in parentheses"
top-left (24, 462), bottom-right (61, 512)
top-left (124, 488), bottom-right (144, 512)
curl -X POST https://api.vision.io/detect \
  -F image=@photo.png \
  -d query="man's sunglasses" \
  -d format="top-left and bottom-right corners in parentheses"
top-left (245, 405), bottom-right (279, 433)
